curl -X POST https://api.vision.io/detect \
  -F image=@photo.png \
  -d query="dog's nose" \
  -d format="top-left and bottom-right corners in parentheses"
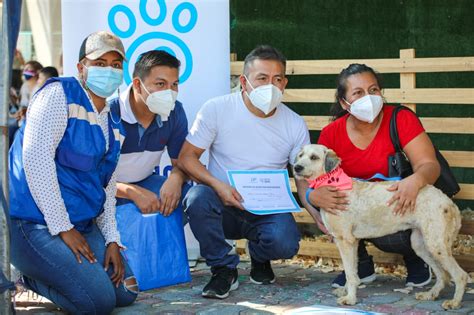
top-left (294, 165), bottom-right (304, 173)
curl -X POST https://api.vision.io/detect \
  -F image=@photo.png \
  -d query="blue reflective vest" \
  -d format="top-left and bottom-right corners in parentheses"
top-left (9, 77), bottom-right (125, 231)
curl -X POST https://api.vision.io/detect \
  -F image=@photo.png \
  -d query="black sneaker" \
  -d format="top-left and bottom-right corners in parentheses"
top-left (250, 258), bottom-right (275, 285)
top-left (202, 266), bottom-right (239, 299)
top-left (331, 258), bottom-right (376, 288)
top-left (405, 257), bottom-right (432, 287)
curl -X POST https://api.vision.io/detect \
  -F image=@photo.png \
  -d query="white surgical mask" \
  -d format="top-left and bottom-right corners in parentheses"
top-left (344, 94), bottom-right (383, 123)
top-left (244, 76), bottom-right (283, 115)
top-left (140, 82), bottom-right (178, 121)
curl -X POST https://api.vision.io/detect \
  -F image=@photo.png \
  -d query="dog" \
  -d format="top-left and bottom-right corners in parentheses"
top-left (293, 144), bottom-right (468, 310)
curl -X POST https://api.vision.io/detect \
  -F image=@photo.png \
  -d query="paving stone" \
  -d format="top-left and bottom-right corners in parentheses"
top-left (371, 304), bottom-right (424, 314)
top-left (362, 294), bottom-right (402, 304)
top-left (17, 265), bottom-right (474, 314)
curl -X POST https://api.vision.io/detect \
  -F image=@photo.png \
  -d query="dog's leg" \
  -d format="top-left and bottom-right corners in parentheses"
top-left (410, 229), bottom-right (446, 301)
top-left (334, 238), bottom-right (360, 306)
top-left (424, 206), bottom-right (468, 310)
top-left (435, 250), bottom-right (468, 310)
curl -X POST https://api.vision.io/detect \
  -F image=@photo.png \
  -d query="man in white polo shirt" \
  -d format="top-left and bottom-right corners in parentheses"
top-left (110, 50), bottom-right (188, 215)
top-left (178, 45), bottom-right (312, 299)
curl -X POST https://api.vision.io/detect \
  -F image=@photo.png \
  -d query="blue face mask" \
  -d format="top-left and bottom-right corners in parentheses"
top-left (83, 65), bottom-right (123, 98)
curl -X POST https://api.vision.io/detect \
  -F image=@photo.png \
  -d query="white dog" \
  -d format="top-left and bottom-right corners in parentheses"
top-left (293, 144), bottom-right (468, 310)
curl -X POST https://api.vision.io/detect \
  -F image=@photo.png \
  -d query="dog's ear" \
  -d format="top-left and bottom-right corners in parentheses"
top-left (324, 149), bottom-right (340, 173)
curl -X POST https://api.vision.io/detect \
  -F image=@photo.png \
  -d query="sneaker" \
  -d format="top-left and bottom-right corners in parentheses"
top-left (331, 258), bottom-right (376, 288)
top-left (405, 258), bottom-right (432, 287)
top-left (250, 258), bottom-right (275, 285)
top-left (202, 266), bottom-right (239, 299)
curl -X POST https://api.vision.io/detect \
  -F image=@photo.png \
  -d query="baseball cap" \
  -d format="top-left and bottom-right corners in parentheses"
top-left (78, 31), bottom-right (126, 61)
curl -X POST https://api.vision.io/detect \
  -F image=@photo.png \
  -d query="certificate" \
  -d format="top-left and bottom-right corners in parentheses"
top-left (227, 170), bottom-right (301, 215)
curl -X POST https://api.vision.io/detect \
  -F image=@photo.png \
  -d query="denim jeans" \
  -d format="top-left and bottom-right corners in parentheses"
top-left (10, 219), bottom-right (137, 314)
top-left (183, 184), bottom-right (301, 270)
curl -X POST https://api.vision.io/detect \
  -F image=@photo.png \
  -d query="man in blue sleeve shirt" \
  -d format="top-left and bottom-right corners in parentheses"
top-left (110, 50), bottom-right (188, 215)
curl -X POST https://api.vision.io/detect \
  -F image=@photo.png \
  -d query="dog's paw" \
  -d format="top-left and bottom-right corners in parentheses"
top-left (337, 295), bottom-right (357, 305)
top-left (415, 291), bottom-right (437, 301)
top-left (442, 299), bottom-right (461, 310)
top-left (332, 287), bottom-right (346, 297)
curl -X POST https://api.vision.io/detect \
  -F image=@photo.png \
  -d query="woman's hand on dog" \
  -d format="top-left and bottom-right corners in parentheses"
top-left (387, 174), bottom-right (423, 216)
top-left (308, 186), bottom-right (349, 215)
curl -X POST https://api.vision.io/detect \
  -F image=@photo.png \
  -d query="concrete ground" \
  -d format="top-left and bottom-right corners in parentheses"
top-left (13, 258), bottom-right (474, 315)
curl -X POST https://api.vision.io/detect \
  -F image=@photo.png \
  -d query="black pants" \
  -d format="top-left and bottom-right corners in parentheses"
top-left (359, 229), bottom-right (421, 264)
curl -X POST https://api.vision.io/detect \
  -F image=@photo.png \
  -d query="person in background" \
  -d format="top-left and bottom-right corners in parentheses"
top-left (35, 66), bottom-right (60, 90)
top-left (307, 63), bottom-right (439, 289)
top-left (11, 49), bottom-right (25, 91)
top-left (9, 30), bottom-right (137, 314)
top-left (19, 60), bottom-right (43, 107)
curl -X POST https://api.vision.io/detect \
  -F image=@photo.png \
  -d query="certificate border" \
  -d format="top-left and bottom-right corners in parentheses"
top-left (227, 169), bottom-right (301, 215)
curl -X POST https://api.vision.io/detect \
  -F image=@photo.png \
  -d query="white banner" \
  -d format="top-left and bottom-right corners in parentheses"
top-left (61, 0), bottom-right (230, 147)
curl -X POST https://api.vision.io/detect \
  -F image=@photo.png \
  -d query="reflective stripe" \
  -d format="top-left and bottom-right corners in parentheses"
top-left (113, 128), bottom-right (125, 146)
top-left (68, 103), bottom-right (98, 125)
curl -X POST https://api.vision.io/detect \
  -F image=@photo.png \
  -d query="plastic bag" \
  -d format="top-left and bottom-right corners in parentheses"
top-left (116, 194), bottom-right (191, 290)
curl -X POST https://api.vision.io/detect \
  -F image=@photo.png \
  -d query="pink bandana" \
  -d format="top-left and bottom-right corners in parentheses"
top-left (308, 166), bottom-right (353, 190)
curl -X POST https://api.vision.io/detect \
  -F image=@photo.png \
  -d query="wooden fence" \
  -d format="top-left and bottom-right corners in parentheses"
top-left (231, 49), bottom-right (474, 271)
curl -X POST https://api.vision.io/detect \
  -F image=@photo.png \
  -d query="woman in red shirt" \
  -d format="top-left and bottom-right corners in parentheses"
top-left (307, 64), bottom-right (440, 288)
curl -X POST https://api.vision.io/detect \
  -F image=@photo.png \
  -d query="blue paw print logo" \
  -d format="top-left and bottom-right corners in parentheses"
top-left (108, 0), bottom-right (198, 84)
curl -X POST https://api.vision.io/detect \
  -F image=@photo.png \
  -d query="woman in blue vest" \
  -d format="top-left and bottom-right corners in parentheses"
top-left (9, 31), bottom-right (137, 314)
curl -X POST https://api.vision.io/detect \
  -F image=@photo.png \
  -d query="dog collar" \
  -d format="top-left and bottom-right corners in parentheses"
top-left (308, 166), bottom-right (353, 190)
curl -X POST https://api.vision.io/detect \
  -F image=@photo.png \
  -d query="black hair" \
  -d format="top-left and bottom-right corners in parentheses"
top-left (39, 66), bottom-right (59, 79)
top-left (243, 45), bottom-right (287, 76)
top-left (132, 50), bottom-right (181, 81)
top-left (331, 63), bottom-right (383, 120)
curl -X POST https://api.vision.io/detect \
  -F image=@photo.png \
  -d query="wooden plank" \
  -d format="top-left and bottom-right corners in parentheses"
top-left (230, 56), bottom-right (474, 75)
top-left (460, 220), bottom-right (474, 235)
top-left (236, 240), bottom-right (474, 271)
top-left (399, 49), bottom-right (417, 113)
top-left (303, 116), bottom-right (474, 134)
top-left (421, 118), bottom-right (474, 134)
top-left (283, 88), bottom-right (474, 104)
top-left (439, 151), bottom-right (474, 168)
top-left (293, 210), bottom-right (314, 224)
top-left (456, 184), bottom-right (474, 200)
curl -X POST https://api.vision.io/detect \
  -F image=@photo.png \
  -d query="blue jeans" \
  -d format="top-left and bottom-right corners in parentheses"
top-left (183, 184), bottom-right (301, 269)
top-left (10, 219), bottom-right (137, 314)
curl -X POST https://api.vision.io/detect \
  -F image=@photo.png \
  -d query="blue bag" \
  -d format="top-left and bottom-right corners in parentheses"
top-left (116, 175), bottom-right (191, 291)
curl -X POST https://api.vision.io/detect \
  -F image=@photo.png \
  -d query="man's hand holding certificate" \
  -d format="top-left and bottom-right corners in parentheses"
top-left (227, 170), bottom-right (301, 215)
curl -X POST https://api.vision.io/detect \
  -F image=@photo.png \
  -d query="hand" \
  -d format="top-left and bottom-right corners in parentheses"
top-left (213, 182), bottom-right (244, 210)
top-left (159, 175), bottom-right (183, 216)
top-left (14, 107), bottom-right (27, 121)
top-left (59, 228), bottom-right (97, 264)
top-left (387, 175), bottom-right (422, 216)
top-left (104, 242), bottom-right (124, 287)
top-left (308, 186), bottom-right (349, 215)
top-left (131, 185), bottom-right (161, 214)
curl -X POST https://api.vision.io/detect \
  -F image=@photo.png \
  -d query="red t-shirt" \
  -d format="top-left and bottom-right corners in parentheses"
top-left (318, 105), bottom-right (424, 179)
